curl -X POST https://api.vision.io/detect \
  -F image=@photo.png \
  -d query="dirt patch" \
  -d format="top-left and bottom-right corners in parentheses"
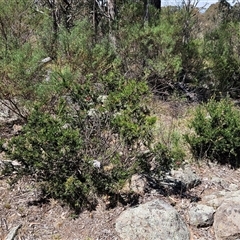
top-left (1, 161), bottom-right (240, 240)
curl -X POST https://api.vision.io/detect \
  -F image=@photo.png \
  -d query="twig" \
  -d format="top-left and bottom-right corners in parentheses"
top-left (5, 224), bottom-right (22, 240)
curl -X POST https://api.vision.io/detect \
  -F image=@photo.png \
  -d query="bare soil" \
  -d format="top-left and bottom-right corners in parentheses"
top-left (1, 161), bottom-right (240, 240)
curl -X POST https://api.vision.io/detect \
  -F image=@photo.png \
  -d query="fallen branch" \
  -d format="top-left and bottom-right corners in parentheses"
top-left (5, 224), bottom-right (22, 240)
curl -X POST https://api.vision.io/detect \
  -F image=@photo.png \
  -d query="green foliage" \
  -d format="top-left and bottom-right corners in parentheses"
top-left (152, 142), bottom-right (176, 174)
top-left (167, 130), bottom-right (186, 167)
top-left (145, 18), bottom-right (182, 80)
top-left (0, 41), bottom-right (46, 118)
top-left (57, 20), bottom-right (94, 69)
top-left (106, 76), bottom-right (156, 146)
top-left (136, 138), bottom-right (184, 179)
top-left (7, 106), bottom-right (98, 210)
top-left (5, 67), bottom-right (168, 211)
top-left (203, 21), bottom-right (240, 98)
top-left (117, 13), bottom-right (183, 80)
top-left (0, 0), bottom-right (48, 118)
top-left (0, 0), bottom-right (38, 51)
top-left (115, 5), bottom-right (204, 99)
top-left (185, 98), bottom-right (240, 167)
top-left (8, 109), bottom-right (79, 171)
top-left (3, 0), bottom-right (240, 214)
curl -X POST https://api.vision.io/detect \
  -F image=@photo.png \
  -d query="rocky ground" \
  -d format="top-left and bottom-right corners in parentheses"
top-left (1, 100), bottom-right (240, 240)
top-left (1, 160), bottom-right (240, 240)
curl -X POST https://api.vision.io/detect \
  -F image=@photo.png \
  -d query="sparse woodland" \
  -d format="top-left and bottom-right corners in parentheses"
top-left (1, 0), bottom-right (240, 213)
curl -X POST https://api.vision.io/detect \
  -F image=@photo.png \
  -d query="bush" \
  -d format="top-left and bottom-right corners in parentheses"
top-left (203, 22), bottom-right (240, 98)
top-left (5, 69), bottom-right (174, 212)
top-left (0, 5), bottom-right (190, 212)
top-left (0, 0), bottom-right (48, 119)
top-left (185, 98), bottom-right (240, 167)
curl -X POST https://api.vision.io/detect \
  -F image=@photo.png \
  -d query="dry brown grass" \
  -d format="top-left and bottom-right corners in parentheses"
top-left (149, 98), bottom-right (197, 163)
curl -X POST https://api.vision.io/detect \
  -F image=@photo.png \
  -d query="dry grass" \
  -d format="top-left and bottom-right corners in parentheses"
top-left (149, 98), bottom-right (197, 163)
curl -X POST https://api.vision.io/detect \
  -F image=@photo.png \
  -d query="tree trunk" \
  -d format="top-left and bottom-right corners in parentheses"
top-left (144, 0), bottom-right (149, 22)
top-left (107, 0), bottom-right (116, 49)
top-left (47, 0), bottom-right (59, 59)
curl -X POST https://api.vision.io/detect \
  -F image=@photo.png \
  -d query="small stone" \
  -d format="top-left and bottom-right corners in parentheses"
top-left (188, 204), bottom-right (215, 227)
top-left (170, 166), bottom-right (202, 190)
top-left (228, 183), bottom-right (238, 191)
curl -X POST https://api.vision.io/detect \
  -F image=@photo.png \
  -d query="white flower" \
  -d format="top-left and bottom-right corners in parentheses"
top-left (97, 95), bottom-right (108, 104)
top-left (87, 108), bottom-right (97, 117)
top-left (92, 160), bottom-right (101, 168)
top-left (40, 57), bottom-right (52, 64)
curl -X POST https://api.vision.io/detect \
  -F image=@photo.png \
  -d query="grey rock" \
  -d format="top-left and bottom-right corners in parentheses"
top-left (115, 199), bottom-right (190, 240)
top-left (203, 190), bottom-right (240, 209)
top-left (92, 160), bottom-right (101, 169)
top-left (97, 95), bottom-right (108, 104)
top-left (168, 166), bottom-right (202, 190)
top-left (0, 159), bottom-right (21, 175)
top-left (188, 204), bottom-right (215, 227)
top-left (228, 183), bottom-right (239, 191)
top-left (210, 176), bottom-right (229, 189)
top-left (0, 100), bottom-right (19, 123)
top-left (202, 191), bottom-right (227, 209)
top-left (214, 195), bottom-right (240, 240)
top-left (40, 56), bottom-right (52, 63)
top-left (210, 176), bottom-right (224, 184)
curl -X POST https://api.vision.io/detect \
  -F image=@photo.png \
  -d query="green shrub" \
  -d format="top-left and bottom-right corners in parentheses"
top-left (135, 139), bottom-right (185, 181)
top-left (5, 69), bottom-right (173, 212)
top-left (203, 22), bottom-right (240, 98)
top-left (0, 3), bottom-right (195, 212)
top-left (150, 142), bottom-right (177, 175)
top-left (0, 0), bottom-right (48, 118)
top-left (185, 98), bottom-right (240, 167)
top-left (106, 76), bottom-right (156, 146)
